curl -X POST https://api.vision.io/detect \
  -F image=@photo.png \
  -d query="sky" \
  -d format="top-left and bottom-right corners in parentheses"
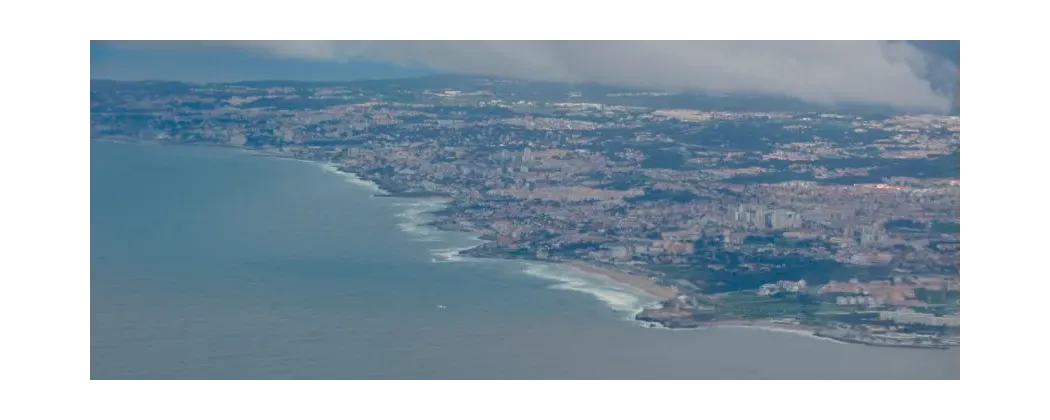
top-left (91, 41), bottom-right (960, 113)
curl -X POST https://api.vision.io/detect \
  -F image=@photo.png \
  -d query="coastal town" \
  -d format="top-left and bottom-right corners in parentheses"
top-left (91, 76), bottom-right (961, 349)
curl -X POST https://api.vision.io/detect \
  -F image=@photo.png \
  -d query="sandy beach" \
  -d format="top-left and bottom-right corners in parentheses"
top-left (561, 260), bottom-right (679, 300)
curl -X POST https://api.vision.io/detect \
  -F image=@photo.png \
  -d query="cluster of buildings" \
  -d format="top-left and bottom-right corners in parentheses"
top-left (91, 78), bottom-right (960, 328)
top-left (730, 206), bottom-right (804, 230)
top-left (835, 295), bottom-right (883, 306)
top-left (757, 279), bottom-right (808, 296)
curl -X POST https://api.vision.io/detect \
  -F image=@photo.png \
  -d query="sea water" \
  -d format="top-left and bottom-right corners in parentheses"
top-left (90, 140), bottom-right (960, 379)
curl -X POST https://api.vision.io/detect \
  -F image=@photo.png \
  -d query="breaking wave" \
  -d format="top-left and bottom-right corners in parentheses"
top-left (520, 262), bottom-right (659, 315)
top-left (316, 163), bottom-right (384, 194)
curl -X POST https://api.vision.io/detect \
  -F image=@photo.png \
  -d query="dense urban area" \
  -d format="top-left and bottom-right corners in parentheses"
top-left (91, 75), bottom-right (961, 349)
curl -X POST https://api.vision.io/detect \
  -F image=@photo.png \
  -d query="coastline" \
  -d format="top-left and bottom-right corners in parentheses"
top-left (681, 319), bottom-right (954, 350)
top-left (559, 260), bottom-right (679, 301)
top-left (155, 141), bottom-right (842, 342)
top-left (93, 139), bottom-right (956, 351)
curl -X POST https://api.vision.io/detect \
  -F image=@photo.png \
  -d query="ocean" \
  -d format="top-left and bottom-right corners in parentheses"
top-left (90, 140), bottom-right (960, 379)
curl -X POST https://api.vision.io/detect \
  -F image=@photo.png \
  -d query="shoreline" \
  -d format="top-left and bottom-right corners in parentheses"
top-left (95, 139), bottom-right (956, 351)
top-left (678, 319), bottom-right (954, 350)
top-left (220, 145), bottom-right (958, 350)
top-left (559, 260), bottom-right (679, 301)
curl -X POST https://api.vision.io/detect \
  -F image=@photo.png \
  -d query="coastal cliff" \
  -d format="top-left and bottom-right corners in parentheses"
top-left (635, 304), bottom-right (718, 329)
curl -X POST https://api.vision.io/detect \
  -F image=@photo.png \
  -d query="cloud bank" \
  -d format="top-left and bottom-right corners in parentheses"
top-left (131, 41), bottom-right (960, 112)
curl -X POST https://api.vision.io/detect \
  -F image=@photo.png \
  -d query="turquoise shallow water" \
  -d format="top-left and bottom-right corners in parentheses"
top-left (90, 140), bottom-right (960, 379)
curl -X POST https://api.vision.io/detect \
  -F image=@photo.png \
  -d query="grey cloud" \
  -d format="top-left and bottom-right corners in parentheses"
top-left (139, 41), bottom-right (959, 112)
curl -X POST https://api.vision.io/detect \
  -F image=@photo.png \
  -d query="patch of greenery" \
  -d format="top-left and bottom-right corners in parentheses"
top-left (598, 173), bottom-right (650, 190)
top-left (884, 219), bottom-right (927, 231)
top-left (649, 251), bottom-right (892, 294)
top-left (640, 149), bottom-right (686, 169)
top-left (714, 292), bottom-right (827, 319)
top-left (932, 221), bottom-right (960, 234)
top-left (914, 288), bottom-right (961, 304)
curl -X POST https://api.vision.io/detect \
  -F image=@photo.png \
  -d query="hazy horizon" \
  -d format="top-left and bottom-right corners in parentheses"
top-left (92, 40), bottom-right (960, 114)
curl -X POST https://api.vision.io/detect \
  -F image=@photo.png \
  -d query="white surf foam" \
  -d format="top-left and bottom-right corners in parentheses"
top-left (313, 162), bottom-right (457, 244)
top-left (429, 246), bottom-right (473, 263)
top-left (521, 262), bottom-right (659, 314)
top-left (316, 163), bottom-right (384, 194)
top-left (518, 263), bottom-right (848, 341)
top-left (426, 231), bottom-right (489, 261)
top-left (397, 219), bottom-right (434, 238)
top-left (394, 200), bottom-right (446, 239)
